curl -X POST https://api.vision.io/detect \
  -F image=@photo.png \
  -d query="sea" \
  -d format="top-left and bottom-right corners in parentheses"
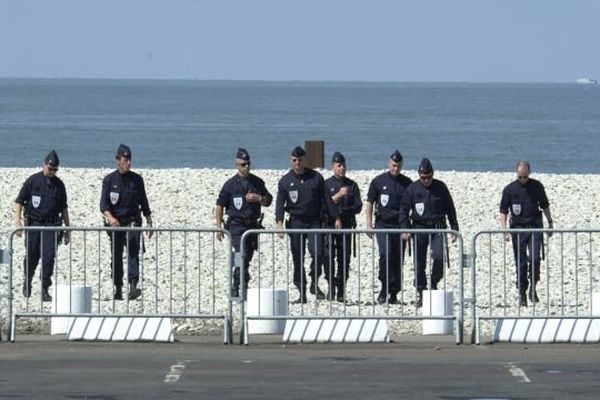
top-left (1, 78), bottom-right (599, 173)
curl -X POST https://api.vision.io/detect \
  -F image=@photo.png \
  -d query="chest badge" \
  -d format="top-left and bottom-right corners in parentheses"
top-left (512, 204), bottom-right (521, 216)
top-left (110, 192), bottom-right (120, 205)
top-left (289, 190), bottom-right (298, 204)
top-left (233, 197), bottom-right (243, 210)
top-left (380, 194), bottom-right (389, 207)
top-left (32, 195), bottom-right (41, 209)
top-left (415, 202), bottom-right (425, 216)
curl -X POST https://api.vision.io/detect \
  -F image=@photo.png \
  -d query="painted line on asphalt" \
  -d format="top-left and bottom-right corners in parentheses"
top-left (164, 360), bottom-right (194, 383)
top-left (505, 362), bottom-right (531, 383)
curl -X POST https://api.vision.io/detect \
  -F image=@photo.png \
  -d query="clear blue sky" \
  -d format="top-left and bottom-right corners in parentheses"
top-left (1, 0), bottom-right (598, 82)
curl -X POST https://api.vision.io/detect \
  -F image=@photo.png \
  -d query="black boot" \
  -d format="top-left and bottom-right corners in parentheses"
top-left (377, 288), bottom-right (387, 304)
top-left (309, 284), bottom-right (325, 300)
top-left (114, 285), bottom-right (123, 300)
top-left (128, 281), bottom-right (141, 300)
top-left (22, 281), bottom-right (32, 298)
top-left (416, 289), bottom-right (423, 308)
top-left (519, 290), bottom-right (528, 307)
top-left (292, 289), bottom-right (307, 304)
top-left (231, 286), bottom-right (240, 298)
top-left (529, 287), bottom-right (539, 303)
top-left (336, 285), bottom-right (345, 303)
top-left (326, 281), bottom-right (336, 301)
top-left (42, 287), bottom-right (52, 302)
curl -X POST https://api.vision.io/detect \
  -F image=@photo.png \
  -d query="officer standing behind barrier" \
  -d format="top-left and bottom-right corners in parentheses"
top-left (324, 151), bottom-right (362, 302)
top-left (399, 158), bottom-right (458, 307)
top-left (366, 150), bottom-right (412, 305)
top-left (15, 150), bottom-right (70, 302)
top-left (276, 146), bottom-right (327, 303)
top-left (499, 160), bottom-right (553, 307)
top-left (216, 148), bottom-right (273, 298)
top-left (100, 144), bottom-right (153, 301)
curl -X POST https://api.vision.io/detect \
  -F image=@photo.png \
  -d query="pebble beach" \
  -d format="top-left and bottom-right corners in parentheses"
top-left (2, 167), bottom-right (599, 339)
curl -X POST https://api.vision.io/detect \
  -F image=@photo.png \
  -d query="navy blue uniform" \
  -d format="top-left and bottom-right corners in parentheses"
top-left (500, 178), bottom-right (549, 291)
top-left (100, 170), bottom-right (152, 287)
top-left (324, 175), bottom-right (362, 294)
top-left (275, 168), bottom-right (326, 293)
top-left (399, 179), bottom-right (458, 290)
top-left (367, 172), bottom-right (412, 295)
top-left (217, 173), bottom-right (272, 291)
top-left (16, 172), bottom-right (68, 292)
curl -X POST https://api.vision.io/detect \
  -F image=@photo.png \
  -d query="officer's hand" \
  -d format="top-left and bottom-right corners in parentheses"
top-left (338, 186), bottom-right (349, 198)
top-left (146, 217), bottom-right (154, 239)
top-left (245, 193), bottom-right (261, 203)
top-left (63, 231), bottom-right (70, 245)
top-left (216, 230), bottom-right (224, 242)
top-left (401, 233), bottom-right (411, 241)
top-left (15, 220), bottom-right (23, 237)
top-left (547, 222), bottom-right (554, 238)
top-left (108, 216), bottom-right (120, 227)
top-left (335, 218), bottom-right (342, 229)
top-left (503, 232), bottom-right (511, 242)
top-left (450, 233), bottom-right (457, 243)
top-left (366, 226), bottom-right (373, 239)
top-left (276, 222), bottom-right (284, 239)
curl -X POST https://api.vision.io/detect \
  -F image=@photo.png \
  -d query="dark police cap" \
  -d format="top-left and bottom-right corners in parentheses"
top-left (331, 151), bottom-right (346, 164)
top-left (291, 146), bottom-right (306, 157)
top-left (236, 148), bottom-right (250, 161)
top-left (115, 144), bottom-right (132, 159)
top-left (418, 158), bottom-right (434, 174)
top-left (44, 150), bottom-right (59, 167)
top-left (390, 149), bottom-right (403, 163)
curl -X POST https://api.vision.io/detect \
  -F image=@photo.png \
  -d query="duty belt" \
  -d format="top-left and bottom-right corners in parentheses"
top-left (229, 218), bottom-right (259, 226)
top-left (413, 220), bottom-right (446, 229)
top-left (27, 214), bottom-right (60, 224)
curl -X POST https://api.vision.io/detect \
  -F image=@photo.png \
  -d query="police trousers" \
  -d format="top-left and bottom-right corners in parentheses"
top-left (375, 221), bottom-right (407, 294)
top-left (228, 222), bottom-right (258, 290)
top-left (414, 231), bottom-right (446, 290)
top-left (23, 222), bottom-right (60, 290)
top-left (287, 217), bottom-right (324, 292)
top-left (108, 229), bottom-right (141, 287)
top-left (323, 223), bottom-right (352, 291)
top-left (511, 231), bottom-right (542, 291)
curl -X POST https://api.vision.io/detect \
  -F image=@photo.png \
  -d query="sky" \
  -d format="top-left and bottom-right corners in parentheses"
top-left (1, 0), bottom-right (599, 82)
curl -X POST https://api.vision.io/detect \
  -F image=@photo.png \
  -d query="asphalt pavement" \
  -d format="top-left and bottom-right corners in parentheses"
top-left (1, 334), bottom-right (599, 399)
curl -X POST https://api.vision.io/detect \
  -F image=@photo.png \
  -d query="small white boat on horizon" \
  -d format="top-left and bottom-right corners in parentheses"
top-left (576, 77), bottom-right (598, 84)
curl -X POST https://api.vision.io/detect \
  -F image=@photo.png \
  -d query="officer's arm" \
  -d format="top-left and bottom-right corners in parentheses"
top-left (499, 212), bottom-right (508, 229)
top-left (215, 205), bottom-right (224, 229)
top-left (348, 183), bottom-right (363, 215)
top-left (542, 207), bottom-right (553, 225)
top-left (275, 180), bottom-right (286, 223)
top-left (260, 186), bottom-right (273, 207)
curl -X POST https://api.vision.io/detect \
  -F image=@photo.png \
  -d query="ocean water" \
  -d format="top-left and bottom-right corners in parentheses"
top-left (1, 78), bottom-right (599, 173)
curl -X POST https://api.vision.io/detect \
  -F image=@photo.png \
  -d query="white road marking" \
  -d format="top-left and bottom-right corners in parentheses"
top-left (164, 360), bottom-right (194, 383)
top-left (505, 362), bottom-right (531, 383)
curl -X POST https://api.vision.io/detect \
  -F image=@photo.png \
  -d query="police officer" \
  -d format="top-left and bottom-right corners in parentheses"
top-left (276, 146), bottom-right (327, 303)
top-left (216, 148), bottom-right (273, 298)
top-left (324, 151), bottom-right (362, 302)
top-left (399, 158), bottom-right (459, 307)
top-left (366, 150), bottom-right (412, 304)
top-left (499, 160), bottom-right (553, 307)
top-left (15, 150), bottom-right (70, 301)
top-left (100, 144), bottom-right (153, 301)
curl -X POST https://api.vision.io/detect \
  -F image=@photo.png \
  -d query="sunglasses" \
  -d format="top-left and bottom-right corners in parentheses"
top-left (237, 162), bottom-right (250, 167)
top-left (47, 166), bottom-right (59, 172)
top-left (419, 174), bottom-right (433, 181)
top-left (518, 175), bottom-right (528, 180)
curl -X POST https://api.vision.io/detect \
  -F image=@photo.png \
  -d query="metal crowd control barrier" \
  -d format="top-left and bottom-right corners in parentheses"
top-left (239, 228), bottom-right (465, 345)
top-left (3, 226), bottom-right (233, 343)
top-left (471, 229), bottom-right (600, 344)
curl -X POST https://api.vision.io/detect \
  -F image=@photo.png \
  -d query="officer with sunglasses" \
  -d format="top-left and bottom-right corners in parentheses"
top-left (15, 150), bottom-right (70, 302)
top-left (399, 158), bottom-right (459, 307)
top-left (216, 148), bottom-right (273, 299)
